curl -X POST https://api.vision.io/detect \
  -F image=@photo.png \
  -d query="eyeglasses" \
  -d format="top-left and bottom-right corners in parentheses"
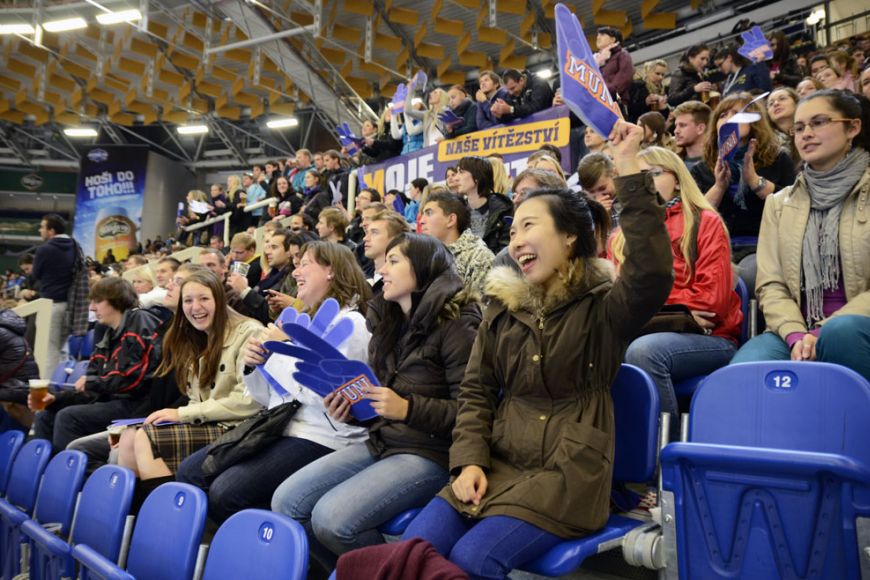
top-left (791, 115), bottom-right (852, 136)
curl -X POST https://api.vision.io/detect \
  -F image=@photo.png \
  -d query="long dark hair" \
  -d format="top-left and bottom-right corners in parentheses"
top-left (522, 188), bottom-right (597, 260)
top-left (369, 233), bottom-right (455, 379)
top-left (157, 269), bottom-right (251, 394)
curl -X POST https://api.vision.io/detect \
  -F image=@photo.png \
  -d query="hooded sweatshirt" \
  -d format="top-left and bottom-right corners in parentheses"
top-left (33, 235), bottom-right (76, 301)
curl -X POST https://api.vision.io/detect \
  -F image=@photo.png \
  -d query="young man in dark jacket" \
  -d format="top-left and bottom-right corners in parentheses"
top-left (33, 214), bottom-right (76, 375)
top-left (32, 277), bottom-right (162, 451)
top-left (489, 69), bottom-right (554, 123)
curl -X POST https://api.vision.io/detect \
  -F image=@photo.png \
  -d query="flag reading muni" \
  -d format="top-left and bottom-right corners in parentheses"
top-left (555, 3), bottom-right (622, 139)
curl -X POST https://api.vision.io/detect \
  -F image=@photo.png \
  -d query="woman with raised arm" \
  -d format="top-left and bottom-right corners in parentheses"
top-left (399, 120), bottom-right (674, 578)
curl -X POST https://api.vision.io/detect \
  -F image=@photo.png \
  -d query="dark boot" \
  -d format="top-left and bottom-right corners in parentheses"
top-left (130, 475), bottom-right (175, 515)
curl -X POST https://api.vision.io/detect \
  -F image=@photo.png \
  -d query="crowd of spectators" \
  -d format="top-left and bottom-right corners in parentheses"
top-left (1, 24), bottom-right (869, 580)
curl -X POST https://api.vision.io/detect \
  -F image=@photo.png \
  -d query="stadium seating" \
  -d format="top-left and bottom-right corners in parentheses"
top-left (72, 481), bottom-right (207, 580)
top-left (0, 432), bottom-right (23, 495)
top-left (201, 509), bottom-right (308, 580)
top-left (48, 359), bottom-right (89, 391)
top-left (23, 465), bottom-right (136, 580)
top-left (0, 438), bottom-right (51, 580)
top-left (661, 362), bottom-right (870, 579)
top-left (68, 329), bottom-right (96, 361)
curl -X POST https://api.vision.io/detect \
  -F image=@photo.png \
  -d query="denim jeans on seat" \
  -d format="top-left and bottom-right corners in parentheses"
top-left (271, 443), bottom-right (448, 570)
top-left (176, 435), bottom-right (332, 524)
top-left (402, 497), bottom-right (563, 580)
top-left (731, 315), bottom-right (870, 381)
top-left (624, 332), bottom-right (738, 422)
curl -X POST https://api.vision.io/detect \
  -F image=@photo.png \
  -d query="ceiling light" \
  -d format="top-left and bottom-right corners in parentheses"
top-left (96, 9), bottom-right (143, 25)
top-left (266, 117), bottom-right (299, 129)
top-left (177, 124), bottom-right (209, 135)
top-left (64, 127), bottom-right (99, 138)
top-left (43, 17), bottom-right (88, 32)
top-left (535, 69), bottom-right (553, 79)
top-left (0, 23), bottom-right (35, 34)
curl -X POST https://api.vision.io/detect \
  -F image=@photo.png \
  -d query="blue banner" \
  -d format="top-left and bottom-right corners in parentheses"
top-left (72, 145), bottom-right (148, 262)
top-left (555, 3), bottom-right (622, 139)
top-left (357, 106), bottom-right (571, 194)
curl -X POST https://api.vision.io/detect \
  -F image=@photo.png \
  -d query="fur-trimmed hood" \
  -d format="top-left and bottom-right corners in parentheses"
top-left (483, 258), bottom-right (616, 315)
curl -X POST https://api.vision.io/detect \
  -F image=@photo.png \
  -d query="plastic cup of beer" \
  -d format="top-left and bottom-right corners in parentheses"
top-left (231, 261), bottom-right (251, 277)
top-left (28, 379), bottom-right (50, 411)
top-left (108, 425), bottom-right (125, 447)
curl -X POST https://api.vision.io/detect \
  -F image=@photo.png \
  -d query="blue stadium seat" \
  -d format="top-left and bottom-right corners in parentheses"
top-left (379, 508), bottom-right (423, 536)
top-left (67, 329), bottom-right (96, 361)
top-left (11, 450), bottom-right (87, 579)
top-left (673, 277), bottom-right (751, 401)
top-left (48, 359), bottom-right (77, 390)
top-left (520, 364), bottom-right (661, 576)
top-left (72, 482), bottom-right (207, 580)
top-left (0, 438), bottom-right (51, 580)
top-left (201, 509), bottom-right (308, 580)
top-left (661, 362), bottom-right (870, 579)
top-left (0, 431), bottom-right (23, 495)
top-left (22, 465), bottom-right (136, 580)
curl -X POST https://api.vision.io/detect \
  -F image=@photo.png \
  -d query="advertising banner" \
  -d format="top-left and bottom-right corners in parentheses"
top-left (72, 145), bottom-right (148, 261)
top-left (357, 107), bottom-right (572, 194)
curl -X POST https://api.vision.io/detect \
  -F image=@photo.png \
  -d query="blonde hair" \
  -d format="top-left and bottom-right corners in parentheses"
top-left (527, 155), bottom-right (566, 181)
top-left (488, 156), bottom-right (513, 195)
top-left (124, 264), bottom-right (157, 291)
top-left (611, 146), bottom-right (726, 283)
top-left (643, 59), bottom-right (668, 96)
top-left (227, 175), bottom-right (242, 203)
top-left (426, 89), bottom-right (450, 135)
top-left (188, 189), bottom-right (208, 203)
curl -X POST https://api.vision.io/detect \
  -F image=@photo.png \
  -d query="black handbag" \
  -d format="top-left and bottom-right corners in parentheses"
top-left (201, 400), bottom-right (301, 480)
top-left (636, 304), bottom-right (705, 337)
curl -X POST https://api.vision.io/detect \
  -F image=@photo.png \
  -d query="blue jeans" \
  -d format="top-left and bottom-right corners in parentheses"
top-left (730, 315), bottom-right (870, 381)
top-left (271, 444), bottom-right (448, 568)
top-left (177, 435), bottom-right (332, 524)
top-left (624, 332), bottom-right (738, 421)
top-left (403, 497), bottom-right (562, 580)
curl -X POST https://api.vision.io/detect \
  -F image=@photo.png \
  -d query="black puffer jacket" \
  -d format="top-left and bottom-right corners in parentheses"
top-left (0, 309), bottom-right (39, 389)
top-left (668, 64), bottom-right (704, 108)
top-left (481, 193), bottom-right (514, 254)
top-left (364, 272), bottom-right (482, 469)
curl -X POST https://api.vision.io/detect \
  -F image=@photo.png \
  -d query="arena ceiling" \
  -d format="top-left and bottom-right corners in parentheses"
top-left (0, 0), bottom-right (784, 169)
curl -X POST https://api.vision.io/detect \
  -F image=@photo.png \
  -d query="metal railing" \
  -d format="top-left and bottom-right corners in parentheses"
top-left (180, 197), bottom-right (277, 247)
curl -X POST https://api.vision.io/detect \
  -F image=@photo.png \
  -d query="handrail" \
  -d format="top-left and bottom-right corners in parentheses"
top-left (242, 197), bottom-right (277, 213)
top-left (12, 298), bottom-right (52, 378)
top-left (182, 213), bottom-right (232, 246)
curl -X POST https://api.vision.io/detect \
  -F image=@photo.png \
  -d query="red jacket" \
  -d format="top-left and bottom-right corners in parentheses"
top-left (609, 201), bottom-right (742, 342)
top-left (664, 203), bottom-right (742, 342)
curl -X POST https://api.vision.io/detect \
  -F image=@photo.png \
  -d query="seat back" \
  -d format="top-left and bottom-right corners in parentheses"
top-left (202, 509), bottom-right (308, 580)
top-left (612, 364), bottom-right (660, 483)
top-left (68, 329), bottom-right (96, 361)
top-left (71, 465), bottom-right (136, 562)
top-left (6, 439), bottom-right (51, 512)
top-left (125, 482), bottom-right (207, 580)
top-left (48, 360), bottom-right (77, 388)
top-left (0, 431), bottom-right (23, 495)
top-left (689, 362), bottom-right (870, 465)
top-left (664, 362), bottom-right (870, 579)
top-left (32, 450), bottom-right (87, 535)
top-left (70, 360), bottom-right (89, 384)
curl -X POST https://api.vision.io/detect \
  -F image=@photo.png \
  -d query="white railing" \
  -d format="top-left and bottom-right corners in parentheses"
top-left (182, 213), bottom-right (233, 247)
top-left (12, 298), bottom-right (52, 379)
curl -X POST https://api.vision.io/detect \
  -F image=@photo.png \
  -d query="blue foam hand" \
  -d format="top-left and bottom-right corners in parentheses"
top-left (263, 340), bottom-right (323, 361)
top-left (438, 109), bottom-right (463, 128)
top-left (309, 298), bottom-right (340, 336)
top-left (391, 83), bottom-right (408, 113)
top-left (718, 123), bottom-right (740, 162)
top-left (281, 322), bottom-right (345, 360)
top-left (413, 70), bottom-right (428, 91)
top-left (738, 26), bottom-right (773, 63)
top-left (323, 318), bottom-right (354, 348)
top-left (277, 306), bottom-right (302, 328)
top-left (318, 359), bottom-right (380, 421)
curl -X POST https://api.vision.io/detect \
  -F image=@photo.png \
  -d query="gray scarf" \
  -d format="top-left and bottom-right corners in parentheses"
top-left (801, 148), bottom-right (869, 325)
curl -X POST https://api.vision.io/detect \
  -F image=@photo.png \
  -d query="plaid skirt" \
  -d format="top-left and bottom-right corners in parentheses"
top-left (142, 422), bottom-right (227, 473)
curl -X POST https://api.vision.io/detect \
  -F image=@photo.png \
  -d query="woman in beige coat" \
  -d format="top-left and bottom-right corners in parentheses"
top-left (117, 269), bottom-right (262, 505)
top-left (731, 89), bottom-right (870, 380)
top-left (401, 121), bottom-right (674, 578)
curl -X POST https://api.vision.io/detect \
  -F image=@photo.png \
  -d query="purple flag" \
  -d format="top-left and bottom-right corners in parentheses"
top-left (555, 3), bottom-right (622, 139)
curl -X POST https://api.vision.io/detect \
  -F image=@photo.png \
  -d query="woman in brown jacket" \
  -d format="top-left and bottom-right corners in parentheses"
top-left (402, 121), bottom-right (674, 578)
